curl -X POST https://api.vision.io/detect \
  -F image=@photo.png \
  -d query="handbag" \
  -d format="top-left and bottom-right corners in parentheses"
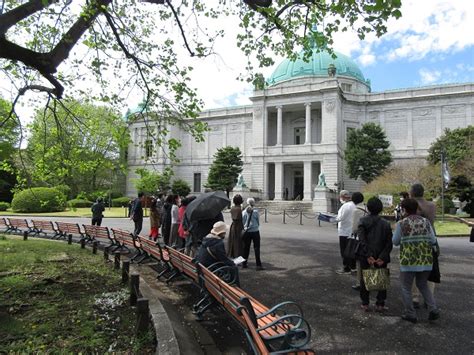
top-left (428, 245), bottom-right (441, 283)
top-left (362, 266), bottom-right (390, 291)
top-left (241, 209), bottom-right (253, 238)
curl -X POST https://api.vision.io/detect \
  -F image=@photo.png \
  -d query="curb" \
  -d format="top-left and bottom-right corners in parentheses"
top-left (137, 272), bottom-right (181, 355)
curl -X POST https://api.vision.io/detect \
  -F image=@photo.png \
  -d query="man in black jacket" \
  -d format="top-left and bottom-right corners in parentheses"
top-left (91, 198), bottom-right (105, 226)
top-left (130, 192), bottom-right (145, 236)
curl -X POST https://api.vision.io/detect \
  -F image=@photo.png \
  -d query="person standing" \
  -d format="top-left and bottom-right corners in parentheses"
top-left (177, 196), bottom-right (194, 249)
top-left (393, 198), bottom-right (439, 323)
top-left (357, 197), bottom-right (393, 312)
top-left (169, 195), bottom-right (181, 248)
top-left (395, 192), bottom-right (409, 222)
top-left (227, 194), bottom-right (244, 258)
top-left (130, 192), bottom-right (144, 236)
top-left (242, 198), bottom-right (263, 270)
top-left (148, 198), bottom-right (162, 241)
top-left (333, 190), bottom-right (356, 274)
top-left (350, 192), bottom-right (367, 291)
top-left (161, 195), bottom-right (173, 245)
top-left (91, 197), bottom-right (105, 226)
top-left (409, 183), bottom-right (437, 307)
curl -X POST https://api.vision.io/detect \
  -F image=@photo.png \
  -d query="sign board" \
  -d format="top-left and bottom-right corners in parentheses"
top-left (378, 195), bottom-right (393, 208)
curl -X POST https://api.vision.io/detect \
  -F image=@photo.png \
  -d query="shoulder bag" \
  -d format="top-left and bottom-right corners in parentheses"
top-left (241, 209), bottom-right (253, 238)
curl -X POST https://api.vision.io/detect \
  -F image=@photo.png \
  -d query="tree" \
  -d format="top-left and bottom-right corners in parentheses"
top-left (427, 126), bottom-right (474, 176)
top-left (206, 146), bottom-right (243, 196)
top-left (0, 97), bottom-right (19, 202)
top-left (134, 168), bottom-right (172, 195)
top-left (344, 123), bottom-right (392, 184)
top-left (0, 1), bottom-right (402, 163)
top-left (172, 179), bottom-right (191, 198)
top-left (447, 175), bottom-right (474, 217)
top-left (25, 99), bottom-right (129, 197)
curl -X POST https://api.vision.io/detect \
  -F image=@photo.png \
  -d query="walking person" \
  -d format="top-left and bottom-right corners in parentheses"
top-left (242, 198), bottom-right (263, 270)
top-left (357, 197), bottom-right (393, 312)
top-left (393, 198), bottom-right (439, 323)
top-left (409, 183), bottom-right (437, 308)
top-left (333, 190), bottom-right (356, 274)
top-left (130, 192), bottom-right (145, 236)
top-left (227, 194), bottom-right (244, 258)
top-left (148, 197), bottom-right (162, 241)
top-left (350, 192), bottom-right (367, 291)
top-left (91, 197), bottom-right (105, 226)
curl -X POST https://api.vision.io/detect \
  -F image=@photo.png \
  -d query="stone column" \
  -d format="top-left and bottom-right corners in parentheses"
top-left (276, 105), bottom-right (283, 146)
top-left (407, 110), bottom-right (413, 147)
top-left (274, 162), bottom-right (284, 200)
top-left (303, 161), bottom-right (313, 201)
top-left (435, 106), bottom-right (442, 137)
top-left (305, 103), bottom-right (312, 144)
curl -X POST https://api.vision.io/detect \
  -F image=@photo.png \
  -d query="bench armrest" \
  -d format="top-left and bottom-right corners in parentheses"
top-left (256, 301), bottom-right (303, 319)
top-left (256, 314), bottom-right (311, 350)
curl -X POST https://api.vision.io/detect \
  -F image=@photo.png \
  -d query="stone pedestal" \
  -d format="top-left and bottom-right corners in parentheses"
top-left (230, 187), bottom-right (253, 203)
top-left (312, 187), bottom-right (336, 213)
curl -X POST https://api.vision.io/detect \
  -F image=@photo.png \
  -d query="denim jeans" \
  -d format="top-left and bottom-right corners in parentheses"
top-left (400, 271), bottom-right (438, 318)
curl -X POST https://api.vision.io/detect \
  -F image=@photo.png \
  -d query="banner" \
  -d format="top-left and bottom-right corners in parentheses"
top-left (378, 194), bottom-right (393, 208)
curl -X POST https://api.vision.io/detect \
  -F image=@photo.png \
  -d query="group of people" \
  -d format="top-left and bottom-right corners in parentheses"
top-left (334, 183), bottom-right (440, 323)
top-left (128, 192), bottom-right (264, 271)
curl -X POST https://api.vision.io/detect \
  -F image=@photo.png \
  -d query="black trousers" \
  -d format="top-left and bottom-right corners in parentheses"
top-left (92, 217), bottom-right (102, 226)
top-left (339, 236), bottom-right (356, 271)
top-left (133, 219), bottom-right (143, 236)
top-left (242, 231), bottom-right (262, 267)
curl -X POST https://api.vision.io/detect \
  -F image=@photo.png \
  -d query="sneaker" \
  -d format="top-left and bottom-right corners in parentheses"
top-left (401, 315), bottom-right (417, 324)
top-left (351, 285), bottom-right (361, 291)
top-left (336, 268), bottom-right (351, 275)
top-left (256, 265), bottom-right (265, 271)
top-left (428, 311), bottom-right (440, 321)
top-left (413, 301), bottom-right (420, 309)
top-left (360, 304), bottom-right (370, 312)
top-left (375, 305), bottom-right (388, 313)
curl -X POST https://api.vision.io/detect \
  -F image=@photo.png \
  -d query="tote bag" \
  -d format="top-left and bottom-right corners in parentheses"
top-left (362, 266), bottom-right (390, 291)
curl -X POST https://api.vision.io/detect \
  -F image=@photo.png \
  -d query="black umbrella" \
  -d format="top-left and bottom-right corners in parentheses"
top-left (185, 191), bottom-right (230, 223)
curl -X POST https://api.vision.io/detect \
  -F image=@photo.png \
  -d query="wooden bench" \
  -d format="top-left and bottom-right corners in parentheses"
top-left (111, 229), bottom-right (142, 260)
top-left (0, 218), bottom-right (10, 233)
top-left (55, 221), bottom-right (85, 240)
top-left (82, 224), bottom-right (116, 249)
top-left (165, 247), bottom-right (200, 283)
top-left (195, 263), bottom-right (313, 354)
top-left (5, 218), bottom-right (31, 235)
top-left (30, 220), bottom-right (60, 238)
top-left (135, 236), bottom-right (174, 278)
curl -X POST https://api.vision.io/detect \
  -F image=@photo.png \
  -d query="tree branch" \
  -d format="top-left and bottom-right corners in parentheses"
top-left (166, 0), bottom-right (195, 57)
top-left (0, 0), bottom-right (57, 35)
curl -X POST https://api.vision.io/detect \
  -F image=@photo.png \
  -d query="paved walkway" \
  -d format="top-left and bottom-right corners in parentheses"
top-left (4, 214), bottom-right (473, 353)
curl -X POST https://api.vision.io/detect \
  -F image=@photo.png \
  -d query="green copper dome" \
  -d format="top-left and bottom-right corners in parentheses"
top-left (267, 49), bottom-right (368, 87)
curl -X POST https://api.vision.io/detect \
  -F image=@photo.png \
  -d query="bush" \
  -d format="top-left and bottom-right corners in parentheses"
top-left (172, 179), bottom-right (191, 197)
top-left (53, 184), bottom-right (72, 199)
top-left (67, 199), bottom-right (93, 208)
top-left (11, 187), bottom-right (66, 212)
top-left (436, 198), bottom-right (455, 214)
top-left (112, 197), bottom-right (131, 207)
top-left (0, 201), bottom-right (10, 211)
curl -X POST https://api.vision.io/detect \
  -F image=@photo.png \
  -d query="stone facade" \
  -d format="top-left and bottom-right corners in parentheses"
top-left (126, 65), bottom-right (473, 203)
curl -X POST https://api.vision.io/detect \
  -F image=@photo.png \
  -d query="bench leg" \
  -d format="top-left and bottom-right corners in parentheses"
top-left (192, 294), bottom-right (214, 321)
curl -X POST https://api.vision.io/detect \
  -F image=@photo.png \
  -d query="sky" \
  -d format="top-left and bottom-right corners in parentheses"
top-left (187, 0), bottom-right (474, 109)
top-left (1, 0), bottom-right (473, 119)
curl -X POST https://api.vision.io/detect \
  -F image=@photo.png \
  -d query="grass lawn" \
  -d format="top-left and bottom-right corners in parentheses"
top-left (434, 220), bottom-right (471, 235)
top-left (0, 235), bottom-right (155, 353)
top-left (0, 207), bottom-right (131, 218)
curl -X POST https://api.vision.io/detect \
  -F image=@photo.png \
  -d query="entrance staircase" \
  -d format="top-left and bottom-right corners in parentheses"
top-left (255, 200), bottom-right (314, 213)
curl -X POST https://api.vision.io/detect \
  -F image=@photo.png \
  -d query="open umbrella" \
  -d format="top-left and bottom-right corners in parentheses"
top-left (185, 191), bottom-right (230, 223)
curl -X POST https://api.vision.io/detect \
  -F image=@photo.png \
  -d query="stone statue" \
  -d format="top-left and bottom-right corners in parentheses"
top-left (236, 173), bottom-right (247, 188)
top-left (317, 172), bottom-right (326, 187)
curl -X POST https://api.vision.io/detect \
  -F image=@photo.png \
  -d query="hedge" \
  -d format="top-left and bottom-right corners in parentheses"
top-left (436, 198), bottom-right (455, 214)
top-left (67, 199), bottom-right (93, 208)
top-left (112, 197), bottom-right (131, 207)
top-left (11, 188), bottom-right (66, 213)
top-left (0, 202), bottom-right (10, 211)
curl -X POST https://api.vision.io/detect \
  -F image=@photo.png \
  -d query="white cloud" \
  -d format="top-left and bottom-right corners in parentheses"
top-left (419, 68), bottom-right (442, 84)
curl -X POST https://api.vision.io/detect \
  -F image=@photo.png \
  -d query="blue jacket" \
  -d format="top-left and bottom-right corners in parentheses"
top-left (242, 207), bottom-right (259, 232)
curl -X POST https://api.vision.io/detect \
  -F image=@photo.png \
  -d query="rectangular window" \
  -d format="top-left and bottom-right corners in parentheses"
top-left (193, 173), bottom-right (201, 192)
top-left (341, 83), bottom-right (352, 92)
top-left (294, 127), bottom-right (305, 145)
top-left (145, 139), bottom-right (153, 158)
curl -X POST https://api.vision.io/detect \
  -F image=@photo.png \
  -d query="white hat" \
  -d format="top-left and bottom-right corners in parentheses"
top-left (210, 221), bottom-right (228, 236)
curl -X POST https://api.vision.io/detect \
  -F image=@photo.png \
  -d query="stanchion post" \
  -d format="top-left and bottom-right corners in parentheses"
top-left (23, 231), bottom-right (28, 241)
top-left (130, 274), bottom-right (139, 306)
top-left (80, 238), bottom-right (85, 249)
top-left (283, 210), bottom-right (286, 224)
top-left (300, 211), bottom-right (303, 225)
top-left (136, 298), bottom-right (149, 334)
top-left (92, 241), bottom-right (98, 254)
top-left (264, 208), bottom-right (268, 223)
top-left (114, 252), bottom-right (121, 270)
top-left (122, 260), bottom-right (130, 284)
top-left (68, 234), bottom-right (72, 245)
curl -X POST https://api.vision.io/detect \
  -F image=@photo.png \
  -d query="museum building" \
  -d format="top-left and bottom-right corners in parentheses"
top-left (126, 47), bottom-right (474, 203)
